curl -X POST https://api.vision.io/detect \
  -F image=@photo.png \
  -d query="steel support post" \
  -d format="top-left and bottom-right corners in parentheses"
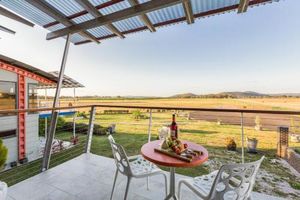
top-left (165, 167), bottom-right (178, 200)
top-left (147, 109), bottom-right (153, 143)
top-left (146, 109), bottom-right (153, 190)
top-left (85, 106), bottom-right (96, 153)
top-left (241, 112), bottom-right (245, 164)
top-left (41, 34), bottom-right (71, 171)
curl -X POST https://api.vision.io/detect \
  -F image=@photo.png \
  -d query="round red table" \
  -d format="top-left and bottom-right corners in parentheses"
top-left (141, 140), bottom-right (208, 200)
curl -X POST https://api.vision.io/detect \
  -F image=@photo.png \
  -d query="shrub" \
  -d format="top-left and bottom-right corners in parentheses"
top-left (0, 139), bottom-right (8, 169)
top-left (132, 110), bottom-right (148, 120)
top-left (62, 122), bottom-right (108, 136)
top-left (132, 110), bottom-right (142, 119)
top-left (225, 137), bottom-right (237, 151)
top-left (39, 116), bottom-right (66, 136)
top-left (77, 111), bottom-right (88, 119)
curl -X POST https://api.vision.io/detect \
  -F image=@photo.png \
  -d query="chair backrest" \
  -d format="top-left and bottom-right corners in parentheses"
top-left (208, 156), bottom-right (264, 200)
top-left (158, 126), bottom-right (169, 140)
top-left (108, 135), bottom-right (132, 176)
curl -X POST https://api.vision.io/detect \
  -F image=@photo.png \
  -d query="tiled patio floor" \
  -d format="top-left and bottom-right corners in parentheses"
top-left (7, 154), bottom-right (284, 200)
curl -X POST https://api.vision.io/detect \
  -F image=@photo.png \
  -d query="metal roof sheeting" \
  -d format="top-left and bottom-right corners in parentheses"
top-left (0, 0), bottom-right (281, 44)
top-left (37, 71), bottom-right (85, 89)
top-left (146, 3), bottom-right (185, 24)
top-left (0, 54), bottom-right (84, 88)
top-left (191, 0), bottom-right (240, 14)
top-left (0, 0), bottom-right (54, 25)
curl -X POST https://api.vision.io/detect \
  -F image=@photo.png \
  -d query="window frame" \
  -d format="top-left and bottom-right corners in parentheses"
top-left (27, 83), bottom-right (38, 112)
top-left (0, 129), bottom-right (17, 139)
top-left (0, 80), bottom-right (17, 114)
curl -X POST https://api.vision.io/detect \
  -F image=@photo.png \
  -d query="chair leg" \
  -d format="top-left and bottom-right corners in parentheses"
top-left (147, 177), bottom-right (150, 190)
top-left (178, 181), bottom-right (183, 200)
top-left (124, 177), bottom-right (132, 200)
top-left (110, 170), bottom-right (119, 200)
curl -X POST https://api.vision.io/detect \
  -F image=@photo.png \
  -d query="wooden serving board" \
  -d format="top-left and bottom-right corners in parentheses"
top-left (154, 148), bottom-right (192, 162)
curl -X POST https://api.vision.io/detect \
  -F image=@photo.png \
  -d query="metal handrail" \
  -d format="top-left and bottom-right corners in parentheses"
top-left (1, 104), bottom-right (300, 115)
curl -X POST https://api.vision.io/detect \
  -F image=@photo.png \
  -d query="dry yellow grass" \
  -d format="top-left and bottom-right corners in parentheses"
top-left (50, 97), bottom-right (300, 111)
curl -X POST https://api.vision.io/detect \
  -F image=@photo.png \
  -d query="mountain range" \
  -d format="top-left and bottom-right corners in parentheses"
top-left (171, 91), bottom-right (300, 98)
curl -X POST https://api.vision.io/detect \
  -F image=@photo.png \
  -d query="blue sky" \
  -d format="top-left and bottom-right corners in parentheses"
top-left (0, 0), bottom-right (300, 97)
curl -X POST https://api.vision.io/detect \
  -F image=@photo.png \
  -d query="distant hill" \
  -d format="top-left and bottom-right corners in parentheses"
top-left (170, 91), bottom-right (300, 98)
top-left (271, 93), bottom-right (300, 97)
top-left (170, 93), bottom-right (198, 98)
top-left (216, 91), bottom-right (268, 98)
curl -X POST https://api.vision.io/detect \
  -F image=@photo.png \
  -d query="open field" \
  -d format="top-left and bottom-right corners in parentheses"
top-left (51, 97), bottom-right (300, 111)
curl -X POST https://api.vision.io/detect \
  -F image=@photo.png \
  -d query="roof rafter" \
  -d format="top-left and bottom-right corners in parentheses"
top-left (25, 0), bottom-right (100, 44)
top-left (128, 0), bottom-right (156, 32)
top-left (182, 0), bottom-right (194, 24)
top-left (0, 6), bottom-right (34, 27)
top-left (73, 0), bottom-right (274, 45)
top-left (43, 0), bottom-right (124, 28)
top-left (47, 0), bottom-right (183, 40)
top-left (0, 25), bottom-right (16, 34)
top-left (238, 0), bottom-right (250, 13)
top-left (75, 0), bottom-right (125, 39)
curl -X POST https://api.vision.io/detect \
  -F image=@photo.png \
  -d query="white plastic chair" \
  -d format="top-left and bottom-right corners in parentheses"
top-left (108, 135), bottom-right (168, 200)
top-left (158, 126), bottom-right (169, 140)
top-left (178, 156), bottom-right (264, 200)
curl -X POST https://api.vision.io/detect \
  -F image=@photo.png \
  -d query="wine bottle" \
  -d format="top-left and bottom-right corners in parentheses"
top-left (170, 114), bottom-right (178, 139)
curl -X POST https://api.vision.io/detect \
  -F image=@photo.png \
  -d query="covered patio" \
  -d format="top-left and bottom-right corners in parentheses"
top-left (7, 153), bottom-right (284, 200)
top-left (0, 0), bottom-right (294, 199)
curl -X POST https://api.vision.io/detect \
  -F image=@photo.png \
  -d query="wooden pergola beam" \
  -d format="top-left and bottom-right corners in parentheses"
top-left (182, 0), bottom-right (194, 24)
top-left (0, 25), bottom-right (16, 34)
top-left (25, 0), bottom-right (100, 44)
top-left (75, 0), bottom-right (124, 39)
top-left (47, 0), bottom-right (183, 40)
top-left (238, 0), bottom-right (250, 13)
top-left (0, 6), bottom-right (34, 27)
top-left (128, 0), bottom-right (156, 32)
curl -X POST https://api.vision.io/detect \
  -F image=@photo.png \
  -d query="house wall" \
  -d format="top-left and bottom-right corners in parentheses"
top-left (0, 69), bottom-right (18, 163)
top-left (0, 69), bottom-right (41, 163)
top-left (25, 78), bottom-right (40, 162)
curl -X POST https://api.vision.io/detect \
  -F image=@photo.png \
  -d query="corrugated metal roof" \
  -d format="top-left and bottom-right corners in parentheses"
top-left (146, 3), bottom-right (185, 24)
top-left (37, 71), bottom-right (85, 89)
top-left (0, 54), bottom-right (84, 89)
top-left (0, 0), bottom-right (281, 44)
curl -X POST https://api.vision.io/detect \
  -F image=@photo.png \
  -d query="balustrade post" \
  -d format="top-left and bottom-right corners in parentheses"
top-left (147, 109), bottom-right (153, 190)
top-left (147, 109), bottom-right (153, 143)
top-left (241, 112), bottom-right (245, 164)
top-left (277, 126), bottom-right (289, 158)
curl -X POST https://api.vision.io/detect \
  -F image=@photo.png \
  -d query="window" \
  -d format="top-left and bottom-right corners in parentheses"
top-left (28, 83), bottom-right (38, 110)
top-left (0, 129), bottom-right (16, 138)
top-left (0, 81), bottom-right (16, 111)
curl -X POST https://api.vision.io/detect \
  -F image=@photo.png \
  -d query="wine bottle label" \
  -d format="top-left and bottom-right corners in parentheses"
top-left (171, 130), bottom-right (176, 137)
